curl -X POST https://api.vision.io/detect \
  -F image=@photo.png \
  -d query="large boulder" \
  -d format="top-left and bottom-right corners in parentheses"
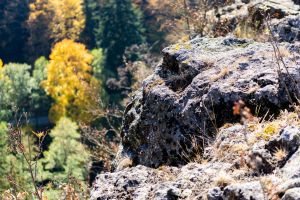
top-left (116, 36), bottom-right (300, 168)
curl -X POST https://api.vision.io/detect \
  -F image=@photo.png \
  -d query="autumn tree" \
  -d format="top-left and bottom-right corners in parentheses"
top-left (27, 0), bottom-right (54, 61)
top-left (49, 0), bottom-right (86, 43)
top-left (42, 39), bottom-right (99, 123)
top-left (27, 0), bottom-right (86, 61)
top-left (95, 0), bottom-right (145, 72)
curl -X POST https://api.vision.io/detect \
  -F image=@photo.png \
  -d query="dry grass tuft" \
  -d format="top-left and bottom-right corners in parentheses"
top-left (273, 148), bottom-right (288, 162)
top-left (210, 67), bottom-right (230, 82)
top-left (214, 171), bottom-right (235, 188)
top-left (260, 177), bottom-right (281, 200)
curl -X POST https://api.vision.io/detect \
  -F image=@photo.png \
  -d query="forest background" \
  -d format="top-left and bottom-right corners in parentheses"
top-left (0, 0), bottom-right (223, 199)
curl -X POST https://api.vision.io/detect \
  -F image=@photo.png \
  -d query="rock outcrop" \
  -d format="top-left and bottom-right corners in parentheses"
top-left (116, 36), bottom-right (300, 168)
top-left (91, 1), bottom-right (300, 199)
top-left (91, 35), bottom-right (300, 199)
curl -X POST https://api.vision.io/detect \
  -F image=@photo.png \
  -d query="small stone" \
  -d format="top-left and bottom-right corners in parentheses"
top-left (223, 181), bottom-right (264, 200)
top-left (207, 187), bottom-right (223, 200)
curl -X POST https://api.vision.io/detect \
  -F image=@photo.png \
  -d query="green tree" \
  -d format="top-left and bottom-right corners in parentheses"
top-left (0, 122), bottom-right (9, 190)
top-left (95, 0), bottom-right (145, 72)
top-left (0, 0), bottom-right (29, 63)
top-left (91, 48), bottom-right (105, 80)
top-left (31, 57), bottom-right (52, 116)
top-left (0, 123), bottom-right (35, 193)
top-left (90, 48), bottom-right (109, 106)
top-left (39, 117), bottom-right (90, 182)
top-left (0, 63), bottom-right (35, 121)
top-left (81, 0), bottom-right (102, 48)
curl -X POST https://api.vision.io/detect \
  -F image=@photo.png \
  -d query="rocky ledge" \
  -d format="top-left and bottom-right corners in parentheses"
top-left (91, 36), bottom-right (300, 199)
top-left (91, 123), bottom-right (300, 199)
top-left (117, 36), bottom-right (300, 168)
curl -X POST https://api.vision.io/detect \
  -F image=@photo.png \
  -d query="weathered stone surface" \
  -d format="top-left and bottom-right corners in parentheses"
top-left (205, 0), bottom-right (300, 41)
top-left (92, 118), bottom-right (300, 199)
top-left (207, 187), bottom-right (223, 200)
top-left (282, 188), bottom-right (300, 200)
top-left (223, 181), bottom-right (264, 200)
top-left (91, 5), bottom-right (300, 197)
top-left (116, 36), bottom-right (300, 168)
top-left (91, 163), bottom-right (231, 200)
top-left (278, 178), bottom-right (300, 194)
top-left (282, 148), bottom-right (300, 179)
top-left (267, 126), bottom-right (300, 156)
top-left (272, 15), bottom-right (300, 43)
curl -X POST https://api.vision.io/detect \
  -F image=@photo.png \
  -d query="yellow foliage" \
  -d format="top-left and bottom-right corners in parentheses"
top-left (0, 59), bottom-right (8, 81)
top-left (43, 39), bottom-right (99, 123)
top-left (28, 0), bottom-right (85, 45)
top-left (256, 123), bottom-right (279, 140)
top-left (32, 130), bottom-right (45, 139)
top-left (49, 0), bottom-right (85, 42)
top-left (210, 67), bottom-right (230, 82)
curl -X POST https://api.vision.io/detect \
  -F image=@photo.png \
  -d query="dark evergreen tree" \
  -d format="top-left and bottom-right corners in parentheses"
top-left (0, 0), bottom-right (30, 63)
top-left (95, 0), bottom-right (145, 73)
top-left (81, 0), bottom-right (102, 49)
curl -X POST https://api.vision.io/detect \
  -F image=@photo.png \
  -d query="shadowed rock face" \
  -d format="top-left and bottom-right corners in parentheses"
top-left (116, 37), bottom-right (300, 168)
top-left (293, 0), bottom-right (300, 5)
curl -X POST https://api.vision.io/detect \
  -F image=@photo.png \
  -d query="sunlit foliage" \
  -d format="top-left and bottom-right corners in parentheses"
top-left (38, 117), bottom-right (90, 197)
top-left (0, 64), bottom-right (35, 121)
top-left (49, 0), bottom-right (86, 43)
top-left (43, 39), bottom-right (99, 123)
top-left (27, 0), bottom-right (85, 61)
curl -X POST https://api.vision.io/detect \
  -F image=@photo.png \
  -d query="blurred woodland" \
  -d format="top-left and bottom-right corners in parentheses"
top-left (0, 0), bottom-right (233, 199)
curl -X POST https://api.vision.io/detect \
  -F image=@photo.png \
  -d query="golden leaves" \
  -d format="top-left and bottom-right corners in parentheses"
top-left (28, 0), bottom-right (85, 44)
top-left (49, 0), bottom-right (85, 42)
top-left (43, 39), bottom-right (98, 123)
top-left (0, 59), bottom-right (3, 68)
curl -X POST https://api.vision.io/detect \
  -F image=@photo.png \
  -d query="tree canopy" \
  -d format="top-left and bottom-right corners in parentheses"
top-left (42, 39), bottom-right (99, 123)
